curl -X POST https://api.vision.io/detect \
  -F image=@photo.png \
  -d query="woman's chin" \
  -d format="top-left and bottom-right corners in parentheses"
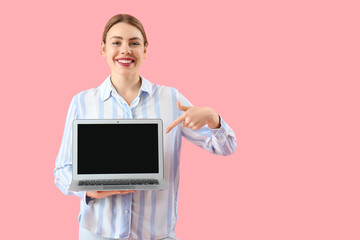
top-left (112, 68), bottom-right (138, 77)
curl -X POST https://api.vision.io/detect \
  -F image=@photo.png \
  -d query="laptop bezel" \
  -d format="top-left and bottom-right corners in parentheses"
top-left (72, 119), bottom-right (164, 181)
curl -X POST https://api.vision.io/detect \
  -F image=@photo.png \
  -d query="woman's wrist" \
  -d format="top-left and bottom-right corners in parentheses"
top-left (207, 108), bottom-right (221, 129)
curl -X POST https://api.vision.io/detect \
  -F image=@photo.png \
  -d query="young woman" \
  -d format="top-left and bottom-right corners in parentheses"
top-left (54, 14), bottom-right (236, 240)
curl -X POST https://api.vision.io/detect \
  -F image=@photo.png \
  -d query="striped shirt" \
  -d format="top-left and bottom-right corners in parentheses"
top-left (54, 75), bottom-right (237, 239)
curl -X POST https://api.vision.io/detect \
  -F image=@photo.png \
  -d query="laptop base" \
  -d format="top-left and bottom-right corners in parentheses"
top-left (69, 179), bottom-right (168, 191)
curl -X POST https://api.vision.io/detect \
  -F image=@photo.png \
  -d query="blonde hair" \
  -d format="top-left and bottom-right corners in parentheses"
top-left (102, 14), bottom-right (148, 46)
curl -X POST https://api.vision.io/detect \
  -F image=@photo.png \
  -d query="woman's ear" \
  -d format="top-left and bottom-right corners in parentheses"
top-left (101, 41), bottom-right (106, 57)
top-left (144, 44), bottom-right (148, 59)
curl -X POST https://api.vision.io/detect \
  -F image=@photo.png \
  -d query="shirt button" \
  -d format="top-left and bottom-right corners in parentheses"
top-left (124, 210), bottom-right (129, 214)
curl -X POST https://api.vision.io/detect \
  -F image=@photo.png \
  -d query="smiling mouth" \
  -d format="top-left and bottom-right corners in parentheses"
top-left (116, 59), bottom-right (135, 64)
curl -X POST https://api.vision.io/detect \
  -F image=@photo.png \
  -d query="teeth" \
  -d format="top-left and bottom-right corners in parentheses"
top-left (117, 59), bottom-right (133, 63)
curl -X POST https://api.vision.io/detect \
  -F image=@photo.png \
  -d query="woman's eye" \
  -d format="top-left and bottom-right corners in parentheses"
top-left (130, 42), bottom-right (140, 46)
top-left (112, 42), bottom-right (120, 45)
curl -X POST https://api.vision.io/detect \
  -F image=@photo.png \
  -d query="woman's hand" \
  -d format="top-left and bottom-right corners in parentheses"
top-left (166, 100), bottom-right (221, 133)
top-left (86, 190), bottom-right (135, 199)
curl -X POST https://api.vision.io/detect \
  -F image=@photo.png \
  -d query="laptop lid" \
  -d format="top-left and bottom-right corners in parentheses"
top-left (72, 119), bottom-right (164, 182)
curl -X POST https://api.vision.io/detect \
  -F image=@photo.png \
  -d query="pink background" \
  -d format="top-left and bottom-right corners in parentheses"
top-left (1, 0), bottom-right (359, 239)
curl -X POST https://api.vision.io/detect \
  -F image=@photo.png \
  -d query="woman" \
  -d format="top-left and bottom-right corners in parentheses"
top-left (54, 14), bottom-right (236, 240)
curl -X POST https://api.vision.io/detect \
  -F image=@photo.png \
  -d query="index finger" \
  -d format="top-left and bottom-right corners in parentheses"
top-left (165, 113), bottom-right (186, 133)
top-left (118, 190), bottom-right (136, 194)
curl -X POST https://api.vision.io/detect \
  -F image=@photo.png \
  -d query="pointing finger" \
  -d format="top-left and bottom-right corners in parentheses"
top-left (165, 113), bottom-right (186, 133)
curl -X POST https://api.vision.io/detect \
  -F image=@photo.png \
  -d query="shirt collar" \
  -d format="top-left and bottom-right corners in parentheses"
top-left (100, 75), bottom-right (153, 102)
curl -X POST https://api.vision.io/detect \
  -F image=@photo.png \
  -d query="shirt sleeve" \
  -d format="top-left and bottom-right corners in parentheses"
top-left (177, 92), bottom-right (237, 156)
top-left (53, 95), bottom-right (93, 205)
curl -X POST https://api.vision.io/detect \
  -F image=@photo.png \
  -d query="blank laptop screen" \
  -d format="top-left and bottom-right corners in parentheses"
top-left (77, 124), bottom-right (159, 174)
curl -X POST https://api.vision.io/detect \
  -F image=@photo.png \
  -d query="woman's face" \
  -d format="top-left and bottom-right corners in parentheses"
top-left (101, 22), bottom-right (147, 78)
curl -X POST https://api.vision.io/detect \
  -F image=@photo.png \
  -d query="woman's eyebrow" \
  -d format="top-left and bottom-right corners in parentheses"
top-left (110, 36), bottom-right (143, 42)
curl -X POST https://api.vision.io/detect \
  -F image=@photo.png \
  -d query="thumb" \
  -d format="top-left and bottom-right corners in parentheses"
top-left (177, 100), bottom-right (191, 111)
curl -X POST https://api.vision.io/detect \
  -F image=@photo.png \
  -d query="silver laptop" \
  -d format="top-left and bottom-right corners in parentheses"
top-left (69, 119), bottom-right (168, 191)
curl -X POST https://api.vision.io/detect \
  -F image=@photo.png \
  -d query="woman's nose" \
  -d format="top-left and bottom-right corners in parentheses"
top-left (120, 44), bottom-right (131, 54)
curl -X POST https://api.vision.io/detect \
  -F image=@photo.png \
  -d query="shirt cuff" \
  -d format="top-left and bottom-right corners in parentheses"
top-left (84, 192), bottom-right (95, 205)
top-left (209, 116), bottom-right (229, 144)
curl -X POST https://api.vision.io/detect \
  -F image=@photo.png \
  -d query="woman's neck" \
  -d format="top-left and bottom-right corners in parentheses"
top-left (110, 73), bottom-right (141, 106)
top-left (110, 73), bottom-right (141, 97)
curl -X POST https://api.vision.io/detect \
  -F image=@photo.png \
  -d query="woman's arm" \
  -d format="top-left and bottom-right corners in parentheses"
top-left (166, 101), bottom-right (221, 133)
top-left (166, 94), bottom-right (236, 156)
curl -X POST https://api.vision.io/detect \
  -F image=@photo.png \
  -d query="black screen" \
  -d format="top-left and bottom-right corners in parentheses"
top-left (77, 124), bottom-right (159, 174)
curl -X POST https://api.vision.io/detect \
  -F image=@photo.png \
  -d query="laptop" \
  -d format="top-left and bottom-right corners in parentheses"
top-left (69, 119), bottom-right (168, 191)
